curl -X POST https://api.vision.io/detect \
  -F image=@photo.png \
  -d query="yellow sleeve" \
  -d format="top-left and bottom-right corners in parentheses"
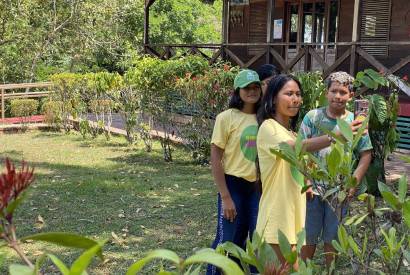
top-left (258, 120), bottom-right (290, 160)
top-left (211, 111), bottom-right (230, 149)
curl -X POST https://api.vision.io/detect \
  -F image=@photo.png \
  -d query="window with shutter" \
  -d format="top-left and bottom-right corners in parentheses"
top-left (360, 0), bottom-right (391, 56)
top-left (248, 0), bottom-right (267, 55)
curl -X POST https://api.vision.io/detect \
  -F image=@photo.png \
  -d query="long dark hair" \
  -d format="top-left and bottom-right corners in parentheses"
top-left (257, 74), bottom-right (302, 130)
top-left (228, 86), bottom-right (261, 114)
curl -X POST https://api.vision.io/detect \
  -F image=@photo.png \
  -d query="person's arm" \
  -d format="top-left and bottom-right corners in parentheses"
top-left (289, 120), bottom-right (365, 152)
top-left (210, 144), bottom-right (236, 222)
top-left (348, 150), bottom-right (372, 199)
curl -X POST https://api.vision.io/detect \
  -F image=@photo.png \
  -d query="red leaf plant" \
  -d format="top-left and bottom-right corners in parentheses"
top-left (0, 158), bottom-right (35, 268)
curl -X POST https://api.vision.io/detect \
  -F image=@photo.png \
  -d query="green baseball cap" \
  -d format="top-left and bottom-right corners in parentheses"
top-left (234, 69), bottom-right (261, 89)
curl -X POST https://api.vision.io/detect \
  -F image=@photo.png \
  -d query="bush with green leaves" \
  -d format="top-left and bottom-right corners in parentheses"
top-left (126, 55), bottom-right (210, 161)
top-left (10, 99), bottom-right (39, 119)
top-left (294, 71), bottom-right (327, 128)
top-left (332, 173), bottom-right (410, 274)
top-left (49, 73), bottom-right (87, 132)
top-left (353, 69), bottom-right (400, 194)
top-left (176, 63), bottom-right (239, 163)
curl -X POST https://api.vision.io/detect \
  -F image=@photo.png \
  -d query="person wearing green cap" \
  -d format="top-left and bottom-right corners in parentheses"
top-left (207, 69), bottom-right (261, 275)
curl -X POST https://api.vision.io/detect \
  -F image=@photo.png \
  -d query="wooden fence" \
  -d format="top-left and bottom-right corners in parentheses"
top-left (0, 82), bottom-right (52, 121)
top-left (144, 41), bottom-right (410, 78)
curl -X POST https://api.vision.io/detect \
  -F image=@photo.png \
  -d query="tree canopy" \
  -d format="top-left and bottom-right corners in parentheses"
top-left (0, 0), bottom-right (222, 83)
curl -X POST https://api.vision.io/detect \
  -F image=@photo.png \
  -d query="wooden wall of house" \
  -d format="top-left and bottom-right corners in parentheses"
top-left (337, 0), bottom-right (409, 77)
top-left (227, 0), bottom-right (269, 69)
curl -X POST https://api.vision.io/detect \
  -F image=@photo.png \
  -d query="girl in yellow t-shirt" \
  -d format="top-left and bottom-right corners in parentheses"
top-left (256, 74), bottom-right (337, 269)
top-left (207, 69), bottom-right (261, 275)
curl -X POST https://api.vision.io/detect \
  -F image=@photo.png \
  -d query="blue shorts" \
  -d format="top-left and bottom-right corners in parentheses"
top-left (305, 195), bottom-right (348, 245)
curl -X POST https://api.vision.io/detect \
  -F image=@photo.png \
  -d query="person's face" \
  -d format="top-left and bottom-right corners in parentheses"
top-left (326, 82), bottom-right (353, 112)
top-left (239, 83), bottom-right (261, 105)
top-left (274, 80), bottom-right (302, 118)
top-left (261, 76), bottom-right (275, 95)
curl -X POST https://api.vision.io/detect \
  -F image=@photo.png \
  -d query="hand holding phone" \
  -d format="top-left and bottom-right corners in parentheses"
top-left (354, 99), bottom-right (369, 122)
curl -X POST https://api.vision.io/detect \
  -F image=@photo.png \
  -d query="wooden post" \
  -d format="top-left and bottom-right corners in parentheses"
top-left (1, 89), bottom-right (4, 122)
top-left (350, 0), bottom-right (360, 74)
top-left (266, 0), bottom-right (274, 63)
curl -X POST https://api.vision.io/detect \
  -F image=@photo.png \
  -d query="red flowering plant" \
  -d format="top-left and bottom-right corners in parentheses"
top-left (0, 159), bottom-right (106, 274)
top-left (176, 63), bottom-right (239, 163)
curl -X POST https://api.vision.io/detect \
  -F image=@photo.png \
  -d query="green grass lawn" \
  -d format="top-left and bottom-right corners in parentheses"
top-left (0, 131), bottom-right (217, 274)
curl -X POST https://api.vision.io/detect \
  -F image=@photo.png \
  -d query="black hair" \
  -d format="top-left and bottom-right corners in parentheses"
top-left (228, 84), bottom-right (261, 113)
top-left (257, 74), bottom-right (302, 130)
top-left (256, 64), bottom-right (281, 81)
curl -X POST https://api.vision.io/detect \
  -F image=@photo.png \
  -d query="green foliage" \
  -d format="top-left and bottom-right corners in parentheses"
top-left (0, 0), bottom-right (222, 83)
top-left (332, 173), bottom-right (410, 274)
top-left (271, 118), bottom-right (368, 216)
top-left (294, 72), bottom-right (327, 127)
top-left (10, 99), bottom-right (39, 118)
top-left (126, 248), bottom-right (244, 275)
top-left (176, 63), bottom-right (239, 163)
top-left (355, 69), bottom-right (400, 194)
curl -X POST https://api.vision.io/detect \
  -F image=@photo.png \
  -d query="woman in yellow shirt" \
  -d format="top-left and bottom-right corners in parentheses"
top-left (256, 74), bottom-right (337, 268)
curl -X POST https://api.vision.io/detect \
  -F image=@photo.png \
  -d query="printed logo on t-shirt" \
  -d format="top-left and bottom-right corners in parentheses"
top-left (240, 125), bottom-right (258, 161)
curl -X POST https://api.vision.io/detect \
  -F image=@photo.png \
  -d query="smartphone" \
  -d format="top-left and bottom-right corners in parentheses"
top-left (354, 99), bottom-right (369, 122)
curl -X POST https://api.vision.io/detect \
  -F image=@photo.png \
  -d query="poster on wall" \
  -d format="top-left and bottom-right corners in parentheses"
top-left (273, 19), bottom-right (283, 39)
top-left (230, 0), bottom-right (249, 6)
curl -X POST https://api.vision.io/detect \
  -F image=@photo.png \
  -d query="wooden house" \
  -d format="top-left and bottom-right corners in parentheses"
top-left (143, 0), bottom-right (410, 147)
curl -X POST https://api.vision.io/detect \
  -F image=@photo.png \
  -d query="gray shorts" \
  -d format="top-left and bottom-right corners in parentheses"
top-left (305, 195), bottom-right (348, 245)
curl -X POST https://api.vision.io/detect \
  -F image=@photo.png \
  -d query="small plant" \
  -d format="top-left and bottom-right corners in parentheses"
top-left (0, 158), bottom-right (106, 274)
top-left (41, 100), bottom-right (63, 129)
top-left (10, 99), bottom-right (39, 129)
top-left (271, 118), bottom-right (368, 218)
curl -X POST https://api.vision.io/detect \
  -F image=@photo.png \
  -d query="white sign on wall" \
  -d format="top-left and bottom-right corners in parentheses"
top-left (273, 19), bottom-right (283, 39)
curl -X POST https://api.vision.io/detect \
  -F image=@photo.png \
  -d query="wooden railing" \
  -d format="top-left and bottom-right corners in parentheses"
top-left (144, 41), bottom-right (410, 78)
top-left (0, 82), bottom-right (52, 121)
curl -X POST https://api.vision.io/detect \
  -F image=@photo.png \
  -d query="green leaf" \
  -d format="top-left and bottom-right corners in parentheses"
top-left (360, 75), bottom-right (377, 89)
top-left (9, 264), bottom-right (34, 275)
top-left (337, 226), bottom-right (349, 251)
top-left (126, 249), bottom-right (181, 275)
top-left (326, 147), bottom-right (341, 178)
top-left (296, 230), bottom-right (306, 253)
top-left (378, 181), bottom-right (392, 194)
top-left (338, 190), bottom-right (347, 204)
top-left (5, 191), bottom-right (28, 217)
top-left (344, 214), bottom-right (360, 226)
top-left (323, 187), bottom-right (339, 200)
top-left (184, 250), bottom-right (244, 275)
top-left (403, 200), bottom-right (410, 228)
top-left (217, 241), bottom-right (254, 266)
top-left (70, 240), bottom-right (107, 275)
top-left (295, 132), bottom-right (303, 156)
top-left (337, 118), bottom-right (353, 143)
top-left (47, 254), bottom-right (70, 275)
top-left (398, 175), bottom-right (408, 203)
top-left (380, 191), bottom-right (400, 210)
top-left (22, 232), bottom-right (103, 259)
top-left (353, 213), bottom-right (369, 226)
top-left (34, 253), bottom-right (47, 274)
top-left (357, 193), bottom-right (368, 201)
top-left (348, 236), bottom-right (361, 257)
top-left (331, 240), bottom-right (345, 253)
top-left (277, 230), bottom-right (296, 264)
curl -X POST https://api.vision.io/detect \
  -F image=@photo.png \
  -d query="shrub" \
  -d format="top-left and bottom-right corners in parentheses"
top-left (10, 99), bottom-right (39, 118)
top-left (41, 100), bottom-right (63, 128)
top-left (176, 63), bottom-right (239, 163)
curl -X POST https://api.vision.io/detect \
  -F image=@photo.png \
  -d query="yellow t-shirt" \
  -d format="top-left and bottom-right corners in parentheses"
top-left (211, 109), bottom-right (258, 182)
top-left (256, 119), bottom-right (306, 244)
